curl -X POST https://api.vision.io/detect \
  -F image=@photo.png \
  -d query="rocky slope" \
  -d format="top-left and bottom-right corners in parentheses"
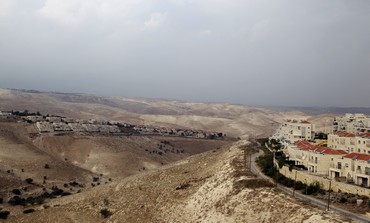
top-left (3, 141), bottom-right (353, 222)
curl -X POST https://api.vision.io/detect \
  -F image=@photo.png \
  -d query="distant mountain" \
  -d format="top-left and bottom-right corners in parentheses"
top-left (0, 87), bottom-right (344, 138)
top-left (262, 106), bottom-right (370, 116)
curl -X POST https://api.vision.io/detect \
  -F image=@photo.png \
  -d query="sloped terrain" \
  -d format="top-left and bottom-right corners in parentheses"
top-left (2, 141), bottom-right (353, 222)
top-left (0, 120), bottom-right (229, 212)
top-left (0, 88), bottom-right (322, 138)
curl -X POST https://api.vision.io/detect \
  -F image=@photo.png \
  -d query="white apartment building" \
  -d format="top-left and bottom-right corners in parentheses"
top-left (328, 131), bottom-right (370, 154)
top-left (270, 120), bottom-right (315, 144)
top-left (329, 153), bottom-right (370, 187)
top-left (286, 141), bottom-right (347, 175)
top-left (333, 113), bottom-right (370, 134)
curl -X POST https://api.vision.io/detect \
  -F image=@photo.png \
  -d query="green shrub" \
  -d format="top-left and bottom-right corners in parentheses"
top-left (100, 208), bottom-right (112, 218)
top-left (23, 209), bottom-right (35, 214)
top-left (304, 182), bottom-right (323, 195)
top-left (12, 189), bottom-right (21, 195)
top-left (339, 196), bottom-right (348, 203)
top-left (294, 181), bottom-right (305, 190)
top-left (0, 210), bottom-right (10, 219)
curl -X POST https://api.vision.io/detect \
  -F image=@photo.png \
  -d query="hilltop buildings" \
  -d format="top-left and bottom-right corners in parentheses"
top-left (0, 110), bottom-right (225, 140)
top-left (333, 113), bottom-right (370, 134)
top-left (328, 131), bottom-right (370, 154)
top-left (272, 114), bottom-right (370, 188)
top-left (270, 120), bottom-right (315, 144)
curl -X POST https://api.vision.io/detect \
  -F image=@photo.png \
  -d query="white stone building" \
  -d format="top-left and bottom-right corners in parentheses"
top-left (270, 120), bottom-right (315, 144)
top-left (286, 141), bottom-right (347, 175)
top-left (328, 131), bottom-right (370, 154)
top-left (333, 113), bottom-right (370, 134)
top-left (329, 153), bottom-right (370, 187)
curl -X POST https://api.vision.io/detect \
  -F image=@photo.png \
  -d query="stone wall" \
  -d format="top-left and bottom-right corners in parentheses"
top-left (276, 161), bottom-right (370, 197)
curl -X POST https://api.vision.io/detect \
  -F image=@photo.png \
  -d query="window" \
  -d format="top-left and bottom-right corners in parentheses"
top-left (345, 163), bottom-right (349, 168)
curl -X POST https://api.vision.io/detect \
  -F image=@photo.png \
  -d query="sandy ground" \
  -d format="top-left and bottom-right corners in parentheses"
top-left (3, 140), bottom-right (354, 223)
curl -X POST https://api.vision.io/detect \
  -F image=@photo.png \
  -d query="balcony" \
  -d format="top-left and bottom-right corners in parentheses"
top-left (330, 164), bottom-right (342, 169)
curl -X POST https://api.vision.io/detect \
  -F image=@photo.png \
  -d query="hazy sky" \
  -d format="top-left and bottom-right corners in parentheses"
top-left (1, 0), bottom-right (370, 107)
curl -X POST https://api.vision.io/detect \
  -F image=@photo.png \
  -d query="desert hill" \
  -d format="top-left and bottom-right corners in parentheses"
top-left (0, 119), bottom-right (230, 210)
top-left (0, 88), bottom-right (355, 222)
top-left (0, 88), bottom-right (330, 138)
top-left (3, 140), bottom-right (351, 222)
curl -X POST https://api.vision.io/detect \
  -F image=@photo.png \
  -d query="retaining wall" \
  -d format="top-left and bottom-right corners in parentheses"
top-left (276, 161), bottom-right (370, 197)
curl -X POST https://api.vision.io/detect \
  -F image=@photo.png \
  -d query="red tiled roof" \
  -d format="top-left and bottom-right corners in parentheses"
top-left (294, 140), bottom-right (347, 155)
top-left (358, 133), bottom-right (370, 138)
top-left (301, 120), bottom-right (310, 124)
top-left (343, 153), bottom-right (370, 161)
top-left (335, 131), bottom-right (356, 137)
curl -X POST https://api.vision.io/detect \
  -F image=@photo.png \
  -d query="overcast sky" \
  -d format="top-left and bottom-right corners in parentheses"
top-left (1, 0), bottom-right (369, 107)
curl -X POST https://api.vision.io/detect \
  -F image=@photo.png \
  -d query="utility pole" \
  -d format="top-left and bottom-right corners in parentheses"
top-left (273, 152), bottom-right (278, 187)
top-left (327, 180), bottom-right (332, 210)
top-left (250, 139), bottom-right (253, 171)
top-left (292, 170), bottom-right (297, 197)
top-left (305, 179), bottom-right (308, 195)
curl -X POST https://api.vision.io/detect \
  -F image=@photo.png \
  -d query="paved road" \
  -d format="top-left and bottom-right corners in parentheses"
top-left (249, 149), bottom-right (370, 223)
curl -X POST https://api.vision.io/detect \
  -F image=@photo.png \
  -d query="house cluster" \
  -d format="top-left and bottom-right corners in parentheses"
top-left (133, 125), bottom-right (224, 139)
top-left (271, 113), bottom-right (370, 187)
top-left (0, 110), bottom-right (224, 140)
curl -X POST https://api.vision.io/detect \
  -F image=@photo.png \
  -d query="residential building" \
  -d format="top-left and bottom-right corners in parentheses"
top-left (330, 153), bottom-right (370, 187)
top-left (286, 141), bottom-right (347, 175)
top-left (328, 131), bottom-right (370, 154)
top-left (333, 113), bottom-right (370, 134)
top-left (270, 120), bottom-right (315, 144)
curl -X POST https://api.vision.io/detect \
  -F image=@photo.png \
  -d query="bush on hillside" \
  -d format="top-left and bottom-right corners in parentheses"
top-left (23, 209), bottom-right (35, 214)
top-left (100, 209), bottom-right (112, 218)
top-left (0, 211), bottom-right (10, 219)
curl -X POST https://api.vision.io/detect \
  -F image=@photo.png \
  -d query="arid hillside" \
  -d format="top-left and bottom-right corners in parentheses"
top-left (0, 88), bottom-right (329, 138)
top-left (0, 119), bottom-right (229, 212)
top-left (2, 140), bottom-right (353, 223)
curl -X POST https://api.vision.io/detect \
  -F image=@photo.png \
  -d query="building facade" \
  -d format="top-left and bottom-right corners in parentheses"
top-left (333, 113), bottom-right (370, 134)
top-left (329, 153), bottom-right (370, 187)
top-left (270, 120), bottom-right (315, 144)
top-left (328, 131), bottom-right (370, 154)
top-left (286, 141), bottom-right (347, 175)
